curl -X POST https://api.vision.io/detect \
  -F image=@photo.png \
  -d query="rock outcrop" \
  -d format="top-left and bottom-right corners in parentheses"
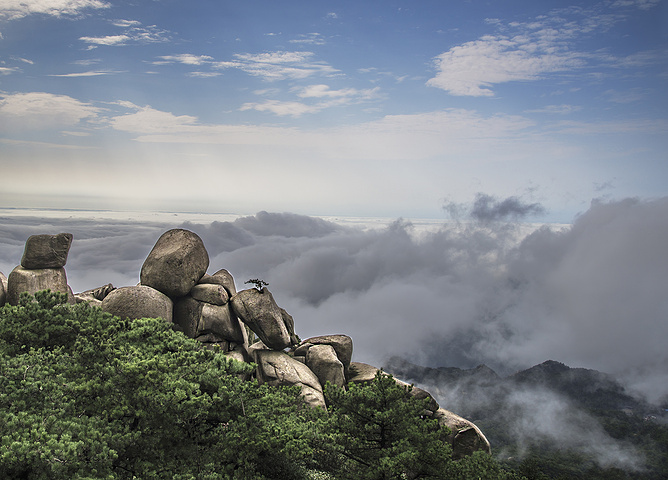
top-left (254, 349), bottom-right (327, 409)
top-left (5, 233), bottom-right (75, 305)
top-left (230, 287), bottom-right (293, 350)
top-left (2, 228), bottom-right (492, 460)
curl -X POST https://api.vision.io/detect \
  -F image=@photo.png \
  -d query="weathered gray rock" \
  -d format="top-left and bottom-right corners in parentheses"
top-left (347, 362), bottom-right (381, 384)
top-left (75, 283), bottom-right (115, 306)
top-left (20, 233), bottom-right (73, 269)
top-left (230, 288), bottom-right (292, 350)
top-left (247, 340), bottom-right (270, 361)
top-left (0, 271), bottom-right (7, 306)
top-left (140, 229), bottom-right (209, 298)
top-left (199, 268), bottom-right (237, 296)
top-left (433, 408), bottom-right (491, 459)
top-left (102, 285), bottom-right (173, 322)
top-left (295, 335), bottom-right (353, 371)
top-left (190, 283), bottom-right (229, 305)
top-left (174, 296), bottom-right (247, 344)
top-left (306, 344), bottom-right (346, 388)
top-left (255, 350), bottom-right (326, 409)
top-left (280, 308), bottom-right (300, 345)
top-left (6, 266), bottom-right (71, 305)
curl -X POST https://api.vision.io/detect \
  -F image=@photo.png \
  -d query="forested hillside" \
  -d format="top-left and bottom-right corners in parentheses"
top-left (0, 291), bottom-right (523, 479)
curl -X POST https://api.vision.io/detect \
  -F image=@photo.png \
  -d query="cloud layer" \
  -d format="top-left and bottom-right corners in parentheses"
top-left (1, 197), bottom-right (665, 405)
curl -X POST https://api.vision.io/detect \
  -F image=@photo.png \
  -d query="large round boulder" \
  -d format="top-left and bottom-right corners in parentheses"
top-left (230, 288), bottom-right (292, 350)
top-left (255, 350), bottom-right (326, 409)
top-left (20, 233), bottom-right (73, 269)
top-left (102, 285), bottom-right (173, 322)
top-left (6, 266), bottom-right (71, 305)
top-left (140, 229), bottom-right (209, 298)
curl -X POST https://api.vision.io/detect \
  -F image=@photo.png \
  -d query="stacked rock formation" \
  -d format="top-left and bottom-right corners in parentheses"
top-left (0, 228), bottom-right (490, 457)
top-left (4, 233), bottom-right (74, 306)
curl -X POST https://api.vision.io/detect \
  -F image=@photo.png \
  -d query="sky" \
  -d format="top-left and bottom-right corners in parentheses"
top-left (1, 0), bottom-right (667, 220)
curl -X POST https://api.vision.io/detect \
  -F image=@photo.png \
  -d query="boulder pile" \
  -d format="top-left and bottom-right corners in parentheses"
top-left (0, 228), bottom-right (491, 457)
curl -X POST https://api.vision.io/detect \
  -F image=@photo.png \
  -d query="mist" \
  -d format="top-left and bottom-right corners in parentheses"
top-left (1, 196), bottom-right (667, 407)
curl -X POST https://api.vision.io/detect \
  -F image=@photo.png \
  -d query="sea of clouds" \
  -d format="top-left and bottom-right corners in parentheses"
top-left (1, 196), bottom-right (667, 408)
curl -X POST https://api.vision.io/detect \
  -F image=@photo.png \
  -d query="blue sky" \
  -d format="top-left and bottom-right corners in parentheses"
top-left (0, 0), bottom-right (666, 221)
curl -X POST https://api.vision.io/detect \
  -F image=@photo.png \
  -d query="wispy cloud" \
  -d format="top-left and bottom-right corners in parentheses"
top-left (79, 20), bottom-right (170, 48)
top-left (428, 3), bottom-right (660, 96)
top-left (289, 33), bottom-right (326, 45)
top-left (239, 100), bottom-right (321, 117)
top-left (155, 54), bottom-right (215, 66)
top-left (428, 34), bottom-right (582, 96)
top-left (48, 70), bottom-right (121, 77)
top-left (0, 66), bottom-right (21, 75)
top-left (79, 34), bottom-right (130, 46)
top-left (0, 92), bottom-right (100, 130)
top-left (0, 0), bottom-right (109, 20)
top-left (525, 104), bottom-right (582, 114)
top-left (241, 84), bottom-right (381, 117)
top-left (214, 51), bottom-right (339, 81)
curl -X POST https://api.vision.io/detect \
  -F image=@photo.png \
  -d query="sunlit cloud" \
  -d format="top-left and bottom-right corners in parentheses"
top-left (0, 0), bottom-right (109, 20)
top-left (0, 92), bottom-right (100, 130)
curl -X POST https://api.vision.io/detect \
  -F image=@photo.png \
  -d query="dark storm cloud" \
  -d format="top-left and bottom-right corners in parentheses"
top-left (445, 193), bottom-right (546, 223)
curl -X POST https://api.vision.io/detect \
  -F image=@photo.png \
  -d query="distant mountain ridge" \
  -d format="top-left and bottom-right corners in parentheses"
top-left (384, 357), bottom-right (656, 417)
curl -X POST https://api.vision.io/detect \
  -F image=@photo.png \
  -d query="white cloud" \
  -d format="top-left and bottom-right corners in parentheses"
top-left (240, 84), bottom-right (381, 117)
top-left (525, 104), bottom-right (582, 115)
top-left (0, 0), bottom-right (109, 20)
top-left (156, 54), bottom-right (214, 66)
top-left (296, 84), bottom-right (379, 100)
top-left (0, 66), bottom-right (20, 75)
top-left (79, 21), bottom-right (170, 48)
top-left (48, 70), bottom-right (120, 77)
top-left (289, 33), bottom-right (325, 45)
top-left (214, 51), bottom-right (339, 81)
top-left (188, 71), bottom-right (222, 78)
top-left (611, 0), bottom-right (661, 9)
top-left (111, 19), bottom-right (141, 28)
top-left (79, 34), bottom-right (130, 46)
top-left (0, 92), bottom-right (99, 130)
top-left (110, 105), bottom-right (199, 134)
top-left (240, 100), bottom-right (321, 117)
top-left (428, 34), bottom-right (581, 96)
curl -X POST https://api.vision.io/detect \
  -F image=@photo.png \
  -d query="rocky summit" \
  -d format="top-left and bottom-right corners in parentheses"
top-left (0, 228), bottom-right (491, 459)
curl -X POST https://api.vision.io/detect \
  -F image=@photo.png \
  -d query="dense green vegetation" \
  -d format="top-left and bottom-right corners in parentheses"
top-left (0, 291), bottom-right (522, 479)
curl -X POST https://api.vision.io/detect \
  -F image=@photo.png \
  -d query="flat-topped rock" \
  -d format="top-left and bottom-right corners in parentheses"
top-left (6, 266), bottom-right (72, 305)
